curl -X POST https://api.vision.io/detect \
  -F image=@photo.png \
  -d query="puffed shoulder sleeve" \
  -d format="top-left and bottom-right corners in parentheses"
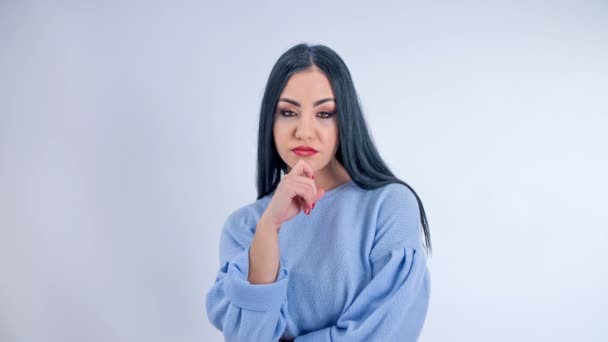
top-left (205, 208), bottom-right (290, 342)
top-left (295, 184), bottom-right (431, 342)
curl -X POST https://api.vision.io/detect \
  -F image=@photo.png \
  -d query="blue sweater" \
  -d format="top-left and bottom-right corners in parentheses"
top-left (206, 180), bottom-right (431, 341)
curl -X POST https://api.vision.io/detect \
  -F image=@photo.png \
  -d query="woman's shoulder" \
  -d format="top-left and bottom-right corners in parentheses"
top-left (367, 182), bottom-right (422, 233)
top-left (222, 196), bottom-right (271, 233)
top-left (361, 181), bottom-right (419, 210)
top-left (368, 181), bottom-right (424, 250)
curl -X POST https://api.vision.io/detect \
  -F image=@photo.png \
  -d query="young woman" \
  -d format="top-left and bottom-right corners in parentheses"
top-left (206, 43), bottom-right (432, 341)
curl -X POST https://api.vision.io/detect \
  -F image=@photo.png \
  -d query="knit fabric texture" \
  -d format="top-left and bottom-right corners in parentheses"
top-left (206, 180), bottom-right (431, 341)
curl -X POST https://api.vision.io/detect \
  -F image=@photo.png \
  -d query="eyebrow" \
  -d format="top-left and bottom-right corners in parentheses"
top-left (279, 97), bottom-right (335, 107)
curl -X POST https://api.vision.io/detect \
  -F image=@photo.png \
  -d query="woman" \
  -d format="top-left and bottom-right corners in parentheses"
top-left (206, 43), bottom-right (432, 341)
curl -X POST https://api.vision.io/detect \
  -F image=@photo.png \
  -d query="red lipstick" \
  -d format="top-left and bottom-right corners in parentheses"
top-left (292, 146), bottom-right (318, 156)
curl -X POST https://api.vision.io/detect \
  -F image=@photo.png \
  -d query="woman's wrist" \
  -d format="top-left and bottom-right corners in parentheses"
top-left (257, 214), bottom-right (281, 234)
top-left (248, 217), bottom-right (281, 284)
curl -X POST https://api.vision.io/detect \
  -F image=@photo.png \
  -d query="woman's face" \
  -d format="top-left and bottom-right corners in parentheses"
top-left (273, 66), bottom-right (339, 174)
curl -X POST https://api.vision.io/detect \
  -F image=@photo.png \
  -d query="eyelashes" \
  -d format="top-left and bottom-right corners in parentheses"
top-left (279, 110), bottom-right (336, 119)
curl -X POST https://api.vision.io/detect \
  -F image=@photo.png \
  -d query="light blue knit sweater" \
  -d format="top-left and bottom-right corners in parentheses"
top-left (206, 180), bottom-right (430, 341)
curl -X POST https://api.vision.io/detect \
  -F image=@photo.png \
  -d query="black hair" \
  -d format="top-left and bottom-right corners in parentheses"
top-left (255, 43), bottom-right (432, 256)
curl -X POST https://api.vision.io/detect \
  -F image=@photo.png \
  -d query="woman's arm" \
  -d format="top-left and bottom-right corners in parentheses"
top-left (206, 212), bottom-right (290, 342)
top-left (294, 183), bottom-right (431, 341)
top-left (248, 215), bottom-right (281, 284)
top-left (207, 159), bottom-right (321, 341)
top-left (294, 246), bottom-right (430, 341)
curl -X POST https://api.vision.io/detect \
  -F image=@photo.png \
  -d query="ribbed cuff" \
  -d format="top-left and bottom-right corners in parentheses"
top-left (223, 247), bottom-right (289, 312)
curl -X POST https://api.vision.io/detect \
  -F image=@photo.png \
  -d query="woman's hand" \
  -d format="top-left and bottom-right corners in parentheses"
top-left (260, 159), bottom-right (326, 232)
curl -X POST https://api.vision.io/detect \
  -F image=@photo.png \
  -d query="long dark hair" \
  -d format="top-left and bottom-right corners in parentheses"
top-left (255, 43), bottom-right (432, 256)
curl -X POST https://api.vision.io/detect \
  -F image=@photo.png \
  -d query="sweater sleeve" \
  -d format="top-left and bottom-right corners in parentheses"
top-left (205, 209), bottom-right (290, 342)
top-left (294, 184), bottom-right (431, 342)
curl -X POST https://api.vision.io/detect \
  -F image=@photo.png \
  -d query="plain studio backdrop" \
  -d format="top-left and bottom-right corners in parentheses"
top-left (1, 1), bottom-right (607, 341)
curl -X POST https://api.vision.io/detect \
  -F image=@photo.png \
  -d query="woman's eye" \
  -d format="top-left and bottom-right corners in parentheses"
top-left (279, 110), bottom-right (335, 118)
top-left (318, 112), bottom-right (335, 118)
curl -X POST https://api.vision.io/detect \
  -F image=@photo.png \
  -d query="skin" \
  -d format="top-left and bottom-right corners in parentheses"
top-left (248, 66), bottom-right (352, 285)
top-left (273, 65), bottom-right (352, 193)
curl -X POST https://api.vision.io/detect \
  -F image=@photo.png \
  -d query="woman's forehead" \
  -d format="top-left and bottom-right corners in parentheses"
top-left (280, 68), bottom-right (334, 101)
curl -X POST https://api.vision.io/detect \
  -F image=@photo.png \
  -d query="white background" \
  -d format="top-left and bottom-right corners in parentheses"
top-left (1, 1), bottom-right (607, 341)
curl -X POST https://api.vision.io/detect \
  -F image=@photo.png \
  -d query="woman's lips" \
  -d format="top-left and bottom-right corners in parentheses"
top-left (293, 150), bottom-right (318, 156)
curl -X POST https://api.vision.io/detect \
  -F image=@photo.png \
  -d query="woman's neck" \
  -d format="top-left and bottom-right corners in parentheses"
top-left (314, 158), bottom-right (351, 192)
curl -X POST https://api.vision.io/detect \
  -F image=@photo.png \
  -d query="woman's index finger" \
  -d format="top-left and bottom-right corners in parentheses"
top-left (293, 159), bottom-right (314, 179)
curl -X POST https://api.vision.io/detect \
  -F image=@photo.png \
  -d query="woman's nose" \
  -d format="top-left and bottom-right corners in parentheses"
top-left (295, 114), bottom-right (315, 140)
